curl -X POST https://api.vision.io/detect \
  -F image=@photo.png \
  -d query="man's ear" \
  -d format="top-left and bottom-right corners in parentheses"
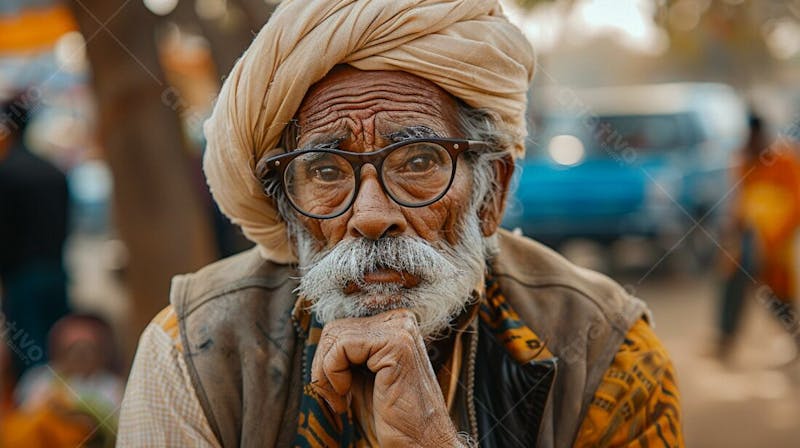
top-left (478, 154), bottom-right (515, 237)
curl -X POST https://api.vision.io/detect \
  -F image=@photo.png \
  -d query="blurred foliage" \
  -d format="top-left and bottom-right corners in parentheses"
top-left (514, 0), bottom-right (799, 84)
top-left (655, 0), bottom-right (800, 82)
top-left (511, 0), bottom-right (561, 9)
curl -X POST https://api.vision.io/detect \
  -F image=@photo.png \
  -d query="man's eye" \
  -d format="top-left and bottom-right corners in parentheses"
top-left (313, 166), bottom-right (346, 181)
top-left (404, 154), bottom-right (437, 173)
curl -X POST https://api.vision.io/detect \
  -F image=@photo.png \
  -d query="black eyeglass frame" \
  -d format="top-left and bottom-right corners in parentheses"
top-left (257, 138), bottom-right (490, 219)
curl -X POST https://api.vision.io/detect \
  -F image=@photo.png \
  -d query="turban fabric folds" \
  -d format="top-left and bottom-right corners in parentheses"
top-left (203, 0), bottom-right (535, 262)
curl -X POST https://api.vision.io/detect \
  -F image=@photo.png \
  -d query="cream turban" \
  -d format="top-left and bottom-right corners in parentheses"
top-left (203, 0), bottom-right (535, 263)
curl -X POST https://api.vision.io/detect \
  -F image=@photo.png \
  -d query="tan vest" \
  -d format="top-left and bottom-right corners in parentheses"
top-left (170, 229), bottom-right (648, 447)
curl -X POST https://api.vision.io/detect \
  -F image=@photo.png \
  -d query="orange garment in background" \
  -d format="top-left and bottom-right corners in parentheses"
top-left (735, 144), bottom-right (800, 300)
top-left (0, 396), bottom-right (96, 448)
top-left (0, 3), bottom-right (77, 54)
top-left (0, 406), bottom-right (94, 448)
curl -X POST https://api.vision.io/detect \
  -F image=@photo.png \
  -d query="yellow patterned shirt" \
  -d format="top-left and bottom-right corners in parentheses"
top-left (574, 319), bottom-right (683, 447)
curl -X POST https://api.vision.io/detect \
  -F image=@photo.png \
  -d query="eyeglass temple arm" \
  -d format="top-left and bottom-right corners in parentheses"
top-left (255, 146), bottom-right (291, 179)
top-left (466, 140), bottom-right (493, 150)
top-left (255, 156), bottom-right (273, 180)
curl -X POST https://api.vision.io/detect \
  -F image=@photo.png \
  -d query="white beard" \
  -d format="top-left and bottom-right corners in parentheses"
top-left (294, 211), bottom-right (487, 338)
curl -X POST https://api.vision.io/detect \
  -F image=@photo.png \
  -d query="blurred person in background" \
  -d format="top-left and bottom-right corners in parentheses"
top-left (0, 312), bottom-right (120, 448)
top-left (717, 113), bottom-right (800, 361)
top-left (0, 93), bottom-right (71, 378)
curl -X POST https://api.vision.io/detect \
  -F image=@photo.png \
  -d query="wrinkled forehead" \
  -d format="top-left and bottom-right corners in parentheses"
top-left (294, 65), bottom-right (462, 148)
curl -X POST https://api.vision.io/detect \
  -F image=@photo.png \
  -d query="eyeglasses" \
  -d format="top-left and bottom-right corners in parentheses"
top-left (258, 138), bottom-right (489, 219)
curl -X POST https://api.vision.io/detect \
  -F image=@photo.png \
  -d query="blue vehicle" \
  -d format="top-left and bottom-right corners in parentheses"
top-left (503, 83), bottom-right (748, 252)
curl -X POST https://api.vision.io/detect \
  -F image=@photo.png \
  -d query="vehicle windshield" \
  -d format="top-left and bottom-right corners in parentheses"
top-left (531, 112), bottom-right (704, 158)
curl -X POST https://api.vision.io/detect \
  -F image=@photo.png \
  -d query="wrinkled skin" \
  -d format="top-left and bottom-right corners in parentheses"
top-left (300, 66), bottom-right (512, 447)
top-left (311, 309), bottom-right (458, 447)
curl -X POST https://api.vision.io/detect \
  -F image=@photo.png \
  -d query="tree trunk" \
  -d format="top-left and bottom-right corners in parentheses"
top-left (171, 0), bottom-right (276, 79)
top-left (68, 0), bottom-right (217, 365)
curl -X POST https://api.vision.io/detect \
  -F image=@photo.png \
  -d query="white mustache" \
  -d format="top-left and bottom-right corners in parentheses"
top-left (300, 236), bottom-right (461, 290)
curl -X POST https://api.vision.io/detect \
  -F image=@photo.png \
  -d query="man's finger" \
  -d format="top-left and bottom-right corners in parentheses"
top-left (321, 342), bottom-right (354, 396)
top-left (311, 331), bottom-right (351, 413)
top-left (308, 379), bottom-right (348, 414)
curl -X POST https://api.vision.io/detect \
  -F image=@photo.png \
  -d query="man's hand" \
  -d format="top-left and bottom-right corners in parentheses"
top-left (310, 309), bottom-right (462, 448)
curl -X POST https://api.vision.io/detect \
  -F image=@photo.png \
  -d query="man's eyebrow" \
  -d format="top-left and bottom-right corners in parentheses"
top-left (298, 136), bottom-right (345, 151)
top-left (384, 126), bottom-right (441, 142)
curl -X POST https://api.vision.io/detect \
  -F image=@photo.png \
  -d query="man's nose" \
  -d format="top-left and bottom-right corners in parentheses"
top-left (347, 167), bottom-right (407, 240)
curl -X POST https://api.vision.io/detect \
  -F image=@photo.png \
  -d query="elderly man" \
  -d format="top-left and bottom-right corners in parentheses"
top-left (118, 1), bottom-right (682, 447)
